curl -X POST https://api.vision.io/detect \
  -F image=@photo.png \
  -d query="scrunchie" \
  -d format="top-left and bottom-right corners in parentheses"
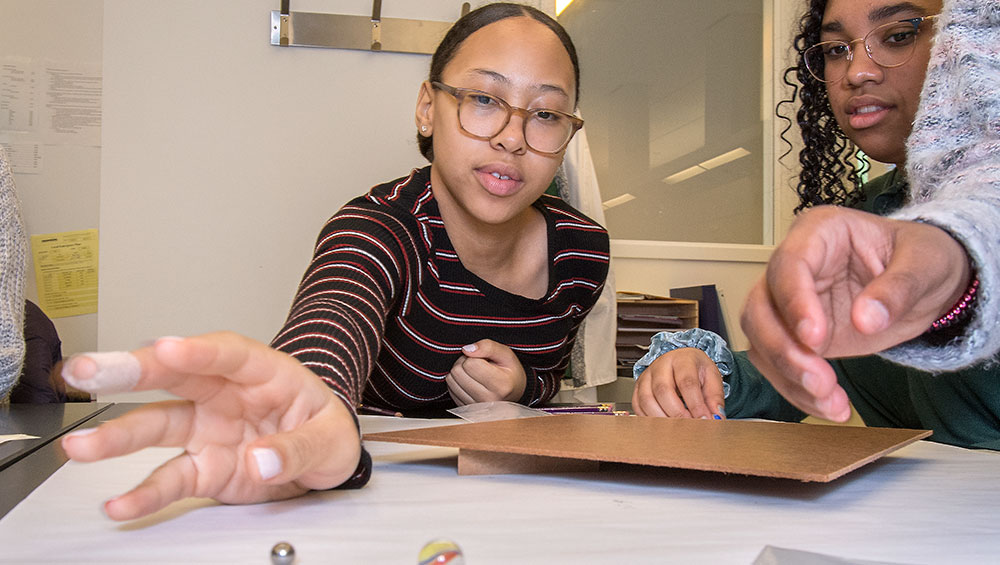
top-left (632, 328), bottom-right (734, 398)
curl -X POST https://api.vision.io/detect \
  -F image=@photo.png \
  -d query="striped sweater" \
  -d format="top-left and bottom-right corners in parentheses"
top-left (272, 166), bottom-right (610, 413)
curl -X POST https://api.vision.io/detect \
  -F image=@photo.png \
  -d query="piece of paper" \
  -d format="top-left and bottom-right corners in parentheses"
top-left (447, 401), bottom-right (550, 422)
top-left (0, 141), bottom-right (43, 173)
top-left (0, 57), bottom-right (101, 146)
top-left (30, 229), bottom-right (99, 318)
top-left (0, 434), bottom-right (40, 445)
top-left (754, 545), bottom-right (916, 565)
top-left (42, 62), bottom-right (102, 144)
top-left (0, 57), bottom-right (39, 131)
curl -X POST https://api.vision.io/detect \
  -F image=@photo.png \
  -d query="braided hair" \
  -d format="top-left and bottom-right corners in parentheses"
top-left (776, 0), bottom-right (868, 212)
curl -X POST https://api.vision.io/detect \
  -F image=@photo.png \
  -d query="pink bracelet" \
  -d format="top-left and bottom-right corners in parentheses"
top-left (930, 277), bottom-right (979, 332)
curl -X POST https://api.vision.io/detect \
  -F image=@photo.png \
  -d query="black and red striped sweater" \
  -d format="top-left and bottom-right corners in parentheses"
top-left (272, 166), bottom-right (609, 414)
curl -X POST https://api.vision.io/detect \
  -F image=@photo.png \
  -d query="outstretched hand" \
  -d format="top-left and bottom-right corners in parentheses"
top-left (741, 206), bottom-right (971, 421)
top-left (60, 332), bottom-right (362, 521)
top-left (446, 339), bottom-right (527, 405)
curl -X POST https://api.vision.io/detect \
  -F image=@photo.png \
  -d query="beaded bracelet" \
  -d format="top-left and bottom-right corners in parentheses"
top-left (930, 277), bottom-right (979, 332)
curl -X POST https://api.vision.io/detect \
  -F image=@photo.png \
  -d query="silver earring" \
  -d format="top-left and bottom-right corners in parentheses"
top-left (421, 125), bottom-right (427, 132)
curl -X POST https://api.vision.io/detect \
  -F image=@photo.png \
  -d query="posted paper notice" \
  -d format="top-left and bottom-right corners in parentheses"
top-left (31, 229), bottom-right (98, 318)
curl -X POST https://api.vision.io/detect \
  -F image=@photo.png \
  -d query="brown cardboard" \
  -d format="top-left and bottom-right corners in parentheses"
top-left (364, 415), bottom-right (931, 482)
top-left (458, 449), bottom-right (600, 475)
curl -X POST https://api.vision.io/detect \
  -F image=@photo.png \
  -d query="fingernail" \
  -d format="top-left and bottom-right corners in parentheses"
top-left (817, 396), bottom-right (835, 419)
top-left (796, 319), bottom-right (814, 341)
top-left (253, 447), bottom-right (282, 480)
top-left (62, 352), bottom-right (141, 393)
top-left (462, 343), bottom-right (477, 353)
top-left (713, 414), bottom-right (721, 420)
top-left (138, 336), bottom-right (183, 347)
top-left (66, 427), bottom-right (99, 439)
top-left (716, 405), bottom-right (727, 419)
top-left (801, 372), bottom-right (819, 396)
top-left (861, 298), bottom-right (890, 332)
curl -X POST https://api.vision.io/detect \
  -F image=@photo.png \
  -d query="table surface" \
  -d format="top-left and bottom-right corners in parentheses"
top-left (0, 402), bottom-right (111, 471)
top-left (1, 413), bottom-right (998, 564)
top-left (0, 402), bottom-right (121, 519)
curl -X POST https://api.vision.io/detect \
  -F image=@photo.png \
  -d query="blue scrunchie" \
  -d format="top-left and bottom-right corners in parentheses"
top-left (632, 328), bottom-right (734, 398)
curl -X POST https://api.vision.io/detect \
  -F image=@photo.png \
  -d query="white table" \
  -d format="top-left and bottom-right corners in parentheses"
top-left (1, 415), bottom-right (997, 563)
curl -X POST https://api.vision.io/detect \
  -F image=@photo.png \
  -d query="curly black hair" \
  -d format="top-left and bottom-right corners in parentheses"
top-left (776, 0), bottom-right (868, 212)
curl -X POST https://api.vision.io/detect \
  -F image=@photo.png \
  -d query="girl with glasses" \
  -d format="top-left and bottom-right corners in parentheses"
top-left (59, 3), bottom-right (608, 521)
top-left (634, 0), bottom-right (1000, 450)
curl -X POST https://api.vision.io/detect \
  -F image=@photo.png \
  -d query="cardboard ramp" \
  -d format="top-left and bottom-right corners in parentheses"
top-left (364, 415), bottom-right (931, 482)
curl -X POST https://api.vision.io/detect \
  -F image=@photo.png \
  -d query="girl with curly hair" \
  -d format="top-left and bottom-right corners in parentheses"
top-left (634, 0), bottom-right (1000, 451)
top-left (780, 0), bottom-right (937, 211)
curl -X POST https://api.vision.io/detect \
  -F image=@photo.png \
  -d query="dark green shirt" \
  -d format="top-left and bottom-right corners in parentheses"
top-left (728, 170), bottom-right (1000, 450)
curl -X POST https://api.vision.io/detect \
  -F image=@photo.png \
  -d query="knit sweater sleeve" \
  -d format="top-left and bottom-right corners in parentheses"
top-left (886, 0), bottom-right (1000, 370)
top-left (271, 197), bottom-right (416, 410)
top-left (0, 147), bottom-right (26, 399)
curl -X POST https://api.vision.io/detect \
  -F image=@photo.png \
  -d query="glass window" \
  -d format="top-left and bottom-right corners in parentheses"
top-left (560, 0), bottom-right (767, 244)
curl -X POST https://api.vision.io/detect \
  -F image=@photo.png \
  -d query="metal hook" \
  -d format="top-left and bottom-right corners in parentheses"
top-left (271, 0), bottom-right (469, 54)
top-left (278, 0), bottom-right (291, 46)
top-left (371, 0), bottom-right (382, 51)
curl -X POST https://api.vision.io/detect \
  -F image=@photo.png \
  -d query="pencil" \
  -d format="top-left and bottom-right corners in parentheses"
top-left (538, 404), bottom-right (615, 414)
top-left (358, 404), bottom-right (404, 417)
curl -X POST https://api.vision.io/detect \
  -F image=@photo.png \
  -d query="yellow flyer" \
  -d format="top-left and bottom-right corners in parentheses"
top-left (30, 229), bottom-right (99, 318)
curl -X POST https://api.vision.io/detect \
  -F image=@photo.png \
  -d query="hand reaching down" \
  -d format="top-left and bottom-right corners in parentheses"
top-left (60, 332), bottom-right (363, 521)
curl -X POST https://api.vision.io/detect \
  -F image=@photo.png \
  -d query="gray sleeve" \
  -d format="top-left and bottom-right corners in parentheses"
top-left (0, 147), bottom-right (27, 398)
top-left (886, 0), bottom-right (1000, 370)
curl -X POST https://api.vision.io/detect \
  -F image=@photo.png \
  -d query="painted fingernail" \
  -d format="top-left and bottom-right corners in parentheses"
top-left (62, 352), bottom-right (141, 393)
top-left (253, 447), bottom-right (283, 480)
top-left (462, 343), bottom-right (477, 352)
top-left (713, 414), bottom-right (722, 420)
top-left (65, 427), bottom-right (99, 439)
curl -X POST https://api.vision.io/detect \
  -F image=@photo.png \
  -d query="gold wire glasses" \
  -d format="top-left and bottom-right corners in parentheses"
top-left (804, 14), bottom-right (939, 83)
top-left (431, 81), bottom-right (584, 154)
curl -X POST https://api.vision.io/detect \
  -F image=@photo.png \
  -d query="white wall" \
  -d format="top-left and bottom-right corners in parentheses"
top-left (98, 0), bottom-right (546, 354)
top-left (97, 0), bottom-right (548, 400)
top-left (0, 0), bottom-right (103, 358)
top-left (4, 0), bottom-right (812, 401)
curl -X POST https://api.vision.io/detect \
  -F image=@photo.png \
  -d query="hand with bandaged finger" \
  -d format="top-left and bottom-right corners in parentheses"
top-left (59, 332), bottom-right (364, 521)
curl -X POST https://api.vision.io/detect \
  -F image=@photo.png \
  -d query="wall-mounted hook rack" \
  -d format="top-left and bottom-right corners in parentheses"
top-left (271, 1), bottom-right (471, 55)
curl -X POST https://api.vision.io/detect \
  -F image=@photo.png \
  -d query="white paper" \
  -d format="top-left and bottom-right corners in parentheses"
top-left (40, 60), bottom-right (102, 145)
top-left (0, 433), bottom-right (39, 445)
top-left (0, 141), bottom-right (42, 174)
top-left (0, 57), bottom-right (39, 132)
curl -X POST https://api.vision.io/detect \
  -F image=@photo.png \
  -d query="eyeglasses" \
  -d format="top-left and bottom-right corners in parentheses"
top-left (804, 15), bottom-right (939, 83)
top-left (431, 81), bottom-right (584, 155)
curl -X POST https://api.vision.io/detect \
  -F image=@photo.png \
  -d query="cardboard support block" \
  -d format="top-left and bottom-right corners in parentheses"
top-left (458, 448), bottom-right (600, 476)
